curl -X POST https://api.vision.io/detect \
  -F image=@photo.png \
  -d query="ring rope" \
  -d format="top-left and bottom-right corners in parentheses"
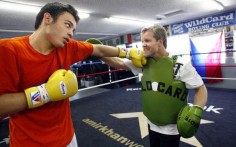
top-left (174, 50), bottom-right (236, 56)
top-left (201, 77), bottom-right (236, 80)
top-left (77, 69), bottom-right (124, 78)
top-left (193, 65), bottom-right (236, 67)
top-left (78, 76), bottom-right (138, 92)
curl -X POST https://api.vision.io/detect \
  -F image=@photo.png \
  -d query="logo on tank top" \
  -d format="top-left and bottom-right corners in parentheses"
top-left (141, 81), bottom-right (188, 101)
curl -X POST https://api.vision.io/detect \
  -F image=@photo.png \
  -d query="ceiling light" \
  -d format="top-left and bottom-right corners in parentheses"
top-left (78, 12), bottom-right (90, 19)
top-left (0, 1), bottom-right (40, 13)
top-left (155, 14), bottom-right (166, 20)
top-left (106, 17), bottom-right (154, 26)
top-left (0, 1), bottom-right (90, 19)
top-left (212, 0), bottom-right (224, 10)
top-left (163, 9), bottom-right (184, 17)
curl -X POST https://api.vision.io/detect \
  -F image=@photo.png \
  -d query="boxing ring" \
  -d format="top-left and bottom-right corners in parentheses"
top-left (1, 51), bottom-right (236, 147)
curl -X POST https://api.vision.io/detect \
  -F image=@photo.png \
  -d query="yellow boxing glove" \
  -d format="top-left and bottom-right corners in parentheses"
top-left (118, 48), bottom-right (147, 68)
top-left (25, 69), bottom-right (78, 108)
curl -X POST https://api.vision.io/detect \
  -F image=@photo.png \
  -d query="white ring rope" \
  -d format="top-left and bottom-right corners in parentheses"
top-left (78, 76), bottom-right (138, 92)
top-left (201, 77), bottom-right (236, 80)
top-left (78, 75), bottom-right (236, 92)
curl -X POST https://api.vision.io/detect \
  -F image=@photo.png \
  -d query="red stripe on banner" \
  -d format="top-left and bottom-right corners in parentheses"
top-left (205, 32), bottom-right (223, 83)
top-left (127, 34), bottom-right (132, 44)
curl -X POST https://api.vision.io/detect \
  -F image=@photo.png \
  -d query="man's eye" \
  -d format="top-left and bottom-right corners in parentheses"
top-left (65, 23), bottom-right (71, 28)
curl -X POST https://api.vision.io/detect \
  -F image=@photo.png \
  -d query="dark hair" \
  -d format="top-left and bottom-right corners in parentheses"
top-left (34, 2), bottom-right (80, 30)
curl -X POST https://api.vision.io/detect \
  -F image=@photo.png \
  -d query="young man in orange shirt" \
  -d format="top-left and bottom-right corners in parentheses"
top-left (0, 2), bottom-right (145, 147)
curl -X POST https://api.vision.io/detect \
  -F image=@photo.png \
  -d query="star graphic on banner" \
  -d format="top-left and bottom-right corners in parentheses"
top-left (110, 112), bottom-right (214, 147)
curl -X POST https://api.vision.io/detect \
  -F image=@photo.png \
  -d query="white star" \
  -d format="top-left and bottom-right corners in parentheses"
top-left (111, 112), bottom-right (214, 146)
top-left (111, 112), bottom-right (148, 138)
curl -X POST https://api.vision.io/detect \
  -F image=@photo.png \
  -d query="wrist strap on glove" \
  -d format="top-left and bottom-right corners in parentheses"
top-left (38, 84), bottom-right (50, 103)
top-left (118, 48), bottom-right (130, 58)
top-left (25, 84), bottom-right (51, 109)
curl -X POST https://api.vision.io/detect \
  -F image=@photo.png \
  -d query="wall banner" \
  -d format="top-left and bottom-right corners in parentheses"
top-left (170, 10), bottom-right (236, 36)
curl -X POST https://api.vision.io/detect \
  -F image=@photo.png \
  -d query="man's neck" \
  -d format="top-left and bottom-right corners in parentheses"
top-left (29, 31), bottom-right (54, 55)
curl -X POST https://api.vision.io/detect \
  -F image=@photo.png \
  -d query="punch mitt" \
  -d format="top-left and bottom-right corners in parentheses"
top-left (177, 105), bottom-right (203, 138)
top-left (85, 38), bottom-right (103, 61)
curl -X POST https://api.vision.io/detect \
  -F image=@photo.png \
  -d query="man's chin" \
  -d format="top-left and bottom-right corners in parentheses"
top-left (144, 54), bottom-right (151, 58)
top-left (57, 43), bottom-right (66, 48)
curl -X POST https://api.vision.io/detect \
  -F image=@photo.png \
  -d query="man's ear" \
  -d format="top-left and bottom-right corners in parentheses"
top-left (43, 12), bottom-right (52, 25)
top-left (157, 39), bottom-right (164, 47)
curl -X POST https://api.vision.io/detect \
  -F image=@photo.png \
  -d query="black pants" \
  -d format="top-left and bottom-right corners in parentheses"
top-left (148, 125), bottom-right (181, 147)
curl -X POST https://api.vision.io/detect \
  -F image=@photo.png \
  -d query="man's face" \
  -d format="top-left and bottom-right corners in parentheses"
top-left (141, 31), bottom-right (160, 58)
top-left (46, 12), bottom-right (76, 48)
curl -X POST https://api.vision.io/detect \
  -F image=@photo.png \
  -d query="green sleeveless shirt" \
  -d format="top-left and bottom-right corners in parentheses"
top-left (141, 56), bottom-right (188, 125)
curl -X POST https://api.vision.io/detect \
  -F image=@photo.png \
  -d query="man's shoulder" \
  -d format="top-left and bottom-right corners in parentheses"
top-left (175, 55), bottom-right (191, 65)
top-left (67, 39), bottom-right (93, 49)
top-left (1, 36), bottom-right (28, 45)
top-left (0, 36), bottom-right (29, 54)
